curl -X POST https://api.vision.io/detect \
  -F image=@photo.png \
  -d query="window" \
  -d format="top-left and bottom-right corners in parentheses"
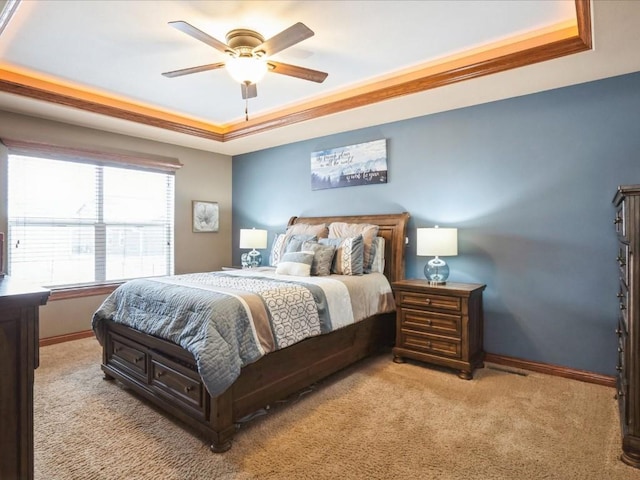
top-left (6, 148), bottom-right (177, 289)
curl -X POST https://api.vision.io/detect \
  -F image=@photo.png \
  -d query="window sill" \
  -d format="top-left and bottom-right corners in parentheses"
top-left (49, 283), bottom-right (122, 301)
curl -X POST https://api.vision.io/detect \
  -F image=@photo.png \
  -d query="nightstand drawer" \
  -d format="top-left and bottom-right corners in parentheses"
top-left (398, 307), bottom-right (461, 337)
top-left (401, 331), bottom-right (461, 359)
top-left (397, 291), bottom-right (461, 312)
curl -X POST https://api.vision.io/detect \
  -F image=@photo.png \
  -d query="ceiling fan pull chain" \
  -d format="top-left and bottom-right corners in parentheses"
top-left (245, 96), bottom-right (249, 121)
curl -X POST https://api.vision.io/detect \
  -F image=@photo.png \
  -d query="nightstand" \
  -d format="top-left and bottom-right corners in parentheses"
top-left (392, 280), bottom-right (486, 380)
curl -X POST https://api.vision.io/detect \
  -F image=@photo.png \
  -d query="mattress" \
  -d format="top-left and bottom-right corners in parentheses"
top-left (92, 268), bottom-right (394, 396)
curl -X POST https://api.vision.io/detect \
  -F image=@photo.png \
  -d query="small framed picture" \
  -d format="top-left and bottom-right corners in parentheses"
top-left (192, 200), bottom-right (219, 233)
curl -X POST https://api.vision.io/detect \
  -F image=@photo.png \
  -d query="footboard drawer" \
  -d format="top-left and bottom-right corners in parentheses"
top-left (107, 332), bottom-right (148, 382)
top-left (150, 352), bottom-right (207, 420)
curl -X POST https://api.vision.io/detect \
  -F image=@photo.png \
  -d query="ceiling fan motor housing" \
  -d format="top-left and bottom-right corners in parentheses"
top-left (226, 29), bottom-right (265, 57)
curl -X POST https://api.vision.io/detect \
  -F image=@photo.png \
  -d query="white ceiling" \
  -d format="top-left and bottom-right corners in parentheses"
top-left (0, 1), bottom-right (639, 156)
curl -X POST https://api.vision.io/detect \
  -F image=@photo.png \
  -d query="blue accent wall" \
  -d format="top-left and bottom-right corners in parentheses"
top-left (233, 71), bottom-right (640, 375)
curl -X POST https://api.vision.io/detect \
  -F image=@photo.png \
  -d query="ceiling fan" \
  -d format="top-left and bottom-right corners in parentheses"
top-left (162, 21), bottom-right (328, 119)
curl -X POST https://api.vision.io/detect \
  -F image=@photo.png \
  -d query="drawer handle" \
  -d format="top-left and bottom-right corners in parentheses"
top-left (426, 319), bottom-right (432, 326)
top-left (616, 255), bottom-right (626, 266)
top-left (616, 327), bottom-right (622, 336)
top-left (618, 346), bottom-right (624, 353)
top-left (618, 390), bottom-right (625, 398)
top-left (616, 365), bottom-right (623, 372)
top-left (184, 385), bottom-right (195, 393)
top-left (614, 216), bottom-right (622, 225)
top-left (134, 356), bottom-right (143, 363)
top-left (157, 370), bottom-right (165, 377)
top-left (425, 298), bottom-right (432, 305)
top-left (617, 292), bottom-right (624, 299)
top-left (620, 303), bottom-right (626, 311)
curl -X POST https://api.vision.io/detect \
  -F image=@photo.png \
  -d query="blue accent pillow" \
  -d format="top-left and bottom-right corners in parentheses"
top-left (284, 234), bottom-right (317, 253)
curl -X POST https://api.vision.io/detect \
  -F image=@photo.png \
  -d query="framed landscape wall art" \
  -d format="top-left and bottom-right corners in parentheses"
top-left (192, 200), bottom-right (219, 233)
top-left (310, 138), bottom-right (388, 190)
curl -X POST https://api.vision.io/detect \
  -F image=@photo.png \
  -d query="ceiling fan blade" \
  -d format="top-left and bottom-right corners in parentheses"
top-left (168, 21), bottom-right (232, 55)
top-left (162, 62), bottom-right (226, 78)
top-left (267, 61), bottom-right (328, 83)
top-left (253, 22), bottom-right (314, 57)
top-left (241, 83), bottom-right (257, 99)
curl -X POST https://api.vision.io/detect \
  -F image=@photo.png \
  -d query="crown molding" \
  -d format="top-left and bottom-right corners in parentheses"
top-left (0, 0), bottom-right (591, 144)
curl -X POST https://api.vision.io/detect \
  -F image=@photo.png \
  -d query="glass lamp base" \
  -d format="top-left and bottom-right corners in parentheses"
top-left (424, 256), bottom-right (449, 285)
top-left (241, 249), bottom-right (262, 268)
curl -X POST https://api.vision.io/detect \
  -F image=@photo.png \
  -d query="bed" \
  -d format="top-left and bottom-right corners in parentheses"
top-left (92, 212), bottom-right (409, 452)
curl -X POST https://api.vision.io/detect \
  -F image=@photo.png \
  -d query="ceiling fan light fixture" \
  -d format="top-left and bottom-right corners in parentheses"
top-left (226, 56), bottom-right (268, 85)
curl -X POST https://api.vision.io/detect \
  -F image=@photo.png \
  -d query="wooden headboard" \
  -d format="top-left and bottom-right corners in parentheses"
top-left (287, 212), bottom-right (410, 283)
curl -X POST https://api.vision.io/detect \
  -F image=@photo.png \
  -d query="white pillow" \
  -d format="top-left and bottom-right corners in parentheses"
top-left (369, 237), bottom-right (386, 273)
top-left (275, 251), bottom-right (314, 276)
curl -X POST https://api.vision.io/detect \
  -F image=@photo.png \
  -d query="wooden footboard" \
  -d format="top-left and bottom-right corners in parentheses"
top-left (99, 312), bottom-right (394, 451)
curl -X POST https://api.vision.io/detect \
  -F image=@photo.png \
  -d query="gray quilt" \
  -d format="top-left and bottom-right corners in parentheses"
top-left (92, 272), bottom-right (334, 397)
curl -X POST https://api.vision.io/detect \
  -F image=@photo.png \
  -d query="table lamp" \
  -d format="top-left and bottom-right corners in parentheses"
top-left (240, 228), bottom-right (268, 268)
top-left (416, 226), bottom-right (458, 284)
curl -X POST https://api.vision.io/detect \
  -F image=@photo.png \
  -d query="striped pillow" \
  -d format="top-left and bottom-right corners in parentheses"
top-left (275, 251), bottom-right (314, 276)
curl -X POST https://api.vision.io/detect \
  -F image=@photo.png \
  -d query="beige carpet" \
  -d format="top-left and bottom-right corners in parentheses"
top-left (34, 337), bottom-right (640, 480)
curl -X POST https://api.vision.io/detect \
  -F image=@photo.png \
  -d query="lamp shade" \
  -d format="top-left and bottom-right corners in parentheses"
top-left (416, 227), bottom-right (458, 257)
top-left (239, 228), bottom-right (268, 249)
top-left (226, 56), bottom-right (268, 85)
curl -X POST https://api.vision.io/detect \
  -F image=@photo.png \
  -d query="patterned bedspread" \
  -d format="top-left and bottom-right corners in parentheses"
top-left (92, 269), bottom-right (394, 396)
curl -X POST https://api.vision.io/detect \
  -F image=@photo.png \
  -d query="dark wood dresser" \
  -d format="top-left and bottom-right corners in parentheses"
top-left (391, 279), bottom-right (485, 379)
top-left (0, 276), bottom-right (50, 480)
top-left (614, 185), bottom-right (640, 468)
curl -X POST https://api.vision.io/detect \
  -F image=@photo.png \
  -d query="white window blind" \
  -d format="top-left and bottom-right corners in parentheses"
top-left (7, 154), bottom-right (175, 288)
